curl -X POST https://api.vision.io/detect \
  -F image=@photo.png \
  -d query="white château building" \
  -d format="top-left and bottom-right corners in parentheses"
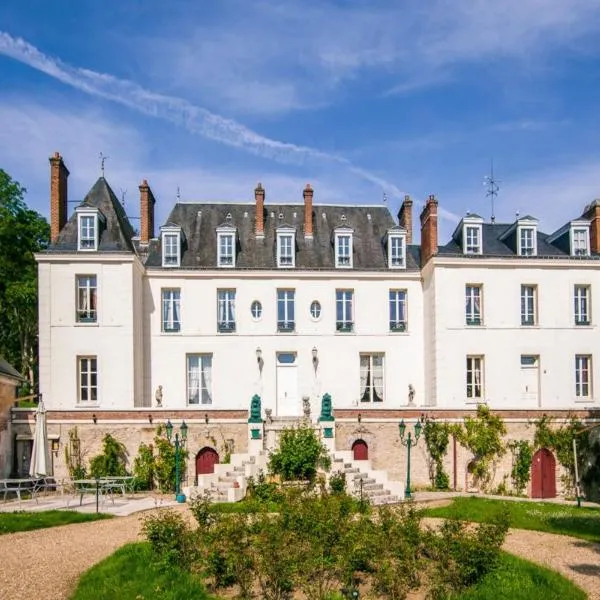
top-left (10, 152), bottom-right (599, 498)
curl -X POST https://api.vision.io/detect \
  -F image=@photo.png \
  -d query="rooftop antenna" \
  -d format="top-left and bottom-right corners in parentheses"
top-left (483, 159), bottom-right (500, 223)
top-left (99, 152), bottom-right (109, 177)
top-left (176, 186), bottom-right (181, 202)
top-left (383, 192), bottom-right (388, 203)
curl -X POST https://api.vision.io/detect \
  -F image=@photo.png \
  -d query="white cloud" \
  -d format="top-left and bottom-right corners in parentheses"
top-left (140, 0), bottom-right (600, 106)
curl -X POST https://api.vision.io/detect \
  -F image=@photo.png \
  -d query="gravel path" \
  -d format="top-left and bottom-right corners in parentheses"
top-left (0, 511), bottom-right (598, 600)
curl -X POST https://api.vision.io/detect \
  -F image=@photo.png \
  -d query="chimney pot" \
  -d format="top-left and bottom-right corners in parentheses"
top-left (49, 152), bottom-right (69, 244)
top-left (584, 200), bottom-right (600, 254)
top-left (139, 179), bottom-right (155, 244)
top-left (255, 183), bottom-right (265, 237)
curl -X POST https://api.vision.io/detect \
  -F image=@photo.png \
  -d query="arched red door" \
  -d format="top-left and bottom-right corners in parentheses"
top-left (531, 448), bottom-right (556, 498)
top-left (196, 447), bottom-right (219, 476)
top-left (352, 439), bottom-right (368, 461)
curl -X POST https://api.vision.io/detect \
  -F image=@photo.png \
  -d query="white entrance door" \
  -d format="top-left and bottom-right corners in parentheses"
top-left (520, 355), bottom-right (540, 404)
top-left (276, 352), bottom-right (300, 416)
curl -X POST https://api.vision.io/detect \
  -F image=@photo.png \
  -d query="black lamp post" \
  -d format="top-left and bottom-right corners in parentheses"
top-left (399, 419), bottom-right (422, 499)
top-left (165, 419), bottom-right (188, 503)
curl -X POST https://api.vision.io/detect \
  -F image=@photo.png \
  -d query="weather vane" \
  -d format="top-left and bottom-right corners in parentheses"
top-left (99, 152), bottom-right (109, 177)
top-left (176, 186), bottom-right (181, 201)
top-left (383, 192), bottom-right (388, 203)
top-left (120, 188), bottom-right (127, 208)
top-left (483, 159), bottom-right (500, 224)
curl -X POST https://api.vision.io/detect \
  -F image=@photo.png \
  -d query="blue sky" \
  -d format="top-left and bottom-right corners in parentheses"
top-left (1, 0), bottom-right (600, 240)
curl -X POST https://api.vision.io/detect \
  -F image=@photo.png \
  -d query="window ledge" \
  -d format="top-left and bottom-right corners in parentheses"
top-left (75, 403), bottom-right (100, 408)
top-left (574, 322), bottom-right (592, 327)
top-left (75, 322), bottom-right (99, 327)
top-left (520, 323), bottom-right (539, 328)
top-left (161, 330), bottom-right (182, 335)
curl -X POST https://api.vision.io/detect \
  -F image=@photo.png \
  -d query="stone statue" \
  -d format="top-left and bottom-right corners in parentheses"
top-left (155, 385), bottom-right (163, 408)
top-left (248, 394), bottom-right (262, 423)
top-left (302, 396), bottom-right (311, 420)
top-left (408, 384), bottom-right (415, 406)
top-left (265, 408), bottom-right (273, 424)
top-left (319, 393), bottom-right (334, 422)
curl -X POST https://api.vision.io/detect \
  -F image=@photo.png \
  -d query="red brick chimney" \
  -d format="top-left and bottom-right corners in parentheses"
top-left (398, 194), bottom-right (413, 244)
top-left (303, 184), bottom-right (314, 238)
top-left (255, 183), bottom-right (265, 237)
top-left (49, 152), bottom-right (69, 243)
top-left (420, 194), bottom-right (438, 265)
top-left (139, 179), bottom-right (156, 244)
top-left (583, 200), bottom-right (600, 253)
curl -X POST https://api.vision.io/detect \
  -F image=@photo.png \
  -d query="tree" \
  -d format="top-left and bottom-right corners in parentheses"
top-left (0, 170), bottom-right (50, 391)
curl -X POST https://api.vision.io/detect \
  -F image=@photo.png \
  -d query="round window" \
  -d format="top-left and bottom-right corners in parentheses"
top-left (310, 300), bottom-right (322, 320)
top-left (251, 300), bottom-right (263, 320)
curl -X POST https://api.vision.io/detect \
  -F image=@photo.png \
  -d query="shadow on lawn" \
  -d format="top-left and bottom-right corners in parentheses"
top-left (544, 515), bottom-right (600, 541)
top-left (569, 539), bottom-right (600, 578)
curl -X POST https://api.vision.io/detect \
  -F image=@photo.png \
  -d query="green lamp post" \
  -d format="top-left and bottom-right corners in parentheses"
top-left (399, 418), bottom-right (422, 499)
top-left (166, 419), bottom-right (188, 503)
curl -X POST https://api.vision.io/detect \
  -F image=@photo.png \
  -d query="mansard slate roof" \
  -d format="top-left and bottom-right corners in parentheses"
top-left (439, 222), bottom-right (599, 259)
top-left (145, 203), bottom-right (421, 270)
top-left (48, 178), bottom-right (136, 253)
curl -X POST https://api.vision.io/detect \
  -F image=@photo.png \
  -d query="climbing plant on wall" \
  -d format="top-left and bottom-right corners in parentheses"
top-left (507, 439), bottom-right (533, 496)
top-left (423, 419), bottom-right (451, 489)
top-left (453, 405), bottom-right (506, 491)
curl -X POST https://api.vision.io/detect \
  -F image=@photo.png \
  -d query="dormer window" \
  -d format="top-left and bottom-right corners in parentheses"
top-left (334, 228), bottom-right (354, 268)
top-left (161, 226), bottom-right (182, 267)
top-left (459, 215), bottom-right (483, 255)
top-left (387, 230), bottom-right (406, 268)
top-left (571, 222), bottom-right (590, 256)
top-left (76, 207), bottom-right (104, 251)
top-left (276, 227), bottom-right (295, 268)
top-left (216, 225), bottom-right (237, 268)
top-left (465, 226), bottom-right (481, 254)
top-left (518, 227), bottom-right (536, 256)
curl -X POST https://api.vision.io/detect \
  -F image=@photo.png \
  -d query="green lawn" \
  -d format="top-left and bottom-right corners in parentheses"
top-left (0, 510), bottom-right (112, 535)
top-left (454, 552), bottom-right (585, 600)
top-left (424, 497), bottom-right (600, 543)
top-left (71, 543), bottom-right (212, 600)
top-left (70, 543), bottom-right (585, 600)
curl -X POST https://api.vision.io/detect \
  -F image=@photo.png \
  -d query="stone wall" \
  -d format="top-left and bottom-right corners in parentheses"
top-left (0, 377), bottom-right (18, 477)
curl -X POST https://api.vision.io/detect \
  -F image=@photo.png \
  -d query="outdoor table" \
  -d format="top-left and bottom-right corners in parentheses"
top-left (72, 479), bottom-right (107, 506)
top-left (0, 478), bottom-right (36, 502)
top-left (97, 476), bottom-right (133, 497)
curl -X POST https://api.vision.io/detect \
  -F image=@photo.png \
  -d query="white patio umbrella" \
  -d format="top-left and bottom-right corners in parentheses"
top-left (29, 400), bottom-right (51, 477)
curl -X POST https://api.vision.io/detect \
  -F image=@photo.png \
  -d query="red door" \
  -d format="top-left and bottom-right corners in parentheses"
top-left (531, 448), bottom-right (556, 498)
top-left (352, 439), bottom-right (368, 461)
top-left (196, 447), bottom-right (219, 477)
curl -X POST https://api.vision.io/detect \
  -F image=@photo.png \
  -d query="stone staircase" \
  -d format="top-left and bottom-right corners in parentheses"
top-left (330, 451), bottom-right (404, 505)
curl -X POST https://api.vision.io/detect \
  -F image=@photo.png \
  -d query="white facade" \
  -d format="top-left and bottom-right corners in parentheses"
top-left (424, 258), bottom-right (600, 410)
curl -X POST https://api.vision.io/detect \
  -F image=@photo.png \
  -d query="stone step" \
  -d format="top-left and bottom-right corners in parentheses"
top-left (370, 495), bottom-right (399, 505)
top-left (219, 476), bottom-right (238, 483)
top-left (361, 483), bottom-right (384, 492)
top-left (363, 488), bottom-right (389, 497)
top-left (343, 467), bottom-right (360, 474)
top-left (353, 474), bottom-right (375, 483)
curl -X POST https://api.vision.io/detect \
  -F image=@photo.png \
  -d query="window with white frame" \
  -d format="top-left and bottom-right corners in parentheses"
top-left (277, 289), bottom-right (295, 331)
top-left (520, 285), bottom-right (537, 326)
top-left (335, 233), bottom-right (353, 268)
top-left (78, 356), bottom-right (97, 403)
top-left (78, 214), bottom-right (97, 250)
top-left (389, 290), bottom-right (407, 331)
top-left (336, 289), bottom-right (354, 331)
top-left (76, 275), bottom-right (97, 323)
top-left (162, 232), bottom-right (181, 267)
top-left (217, 289), bottom-right (236, 332)
top-left (277, 231), bottom-right (295, 267)
top-left (575, 355), bottom-right (592, 399)
top-left (388, 234), bottom-right (406, 268)
top-left (572, 228), bottom-right (590, 256)
top-left (360, 354), bottom-right (384, 402)
top-left (465, 285), bottom-right (482, 325)
top-left (519, 227), bottom-right (536, 256)
top-left (465, 226), bottom-right (481, 254)
top-left (187, 354), bottom-right (213, 405)
top-left (574, 285), bottom-right (591, 325)
top-left (466, 356), bottom-right (484, 400)
top-left (217, 232), bottom-right (235, 267)
top-left (161, 288), bottom-right (181, 332)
